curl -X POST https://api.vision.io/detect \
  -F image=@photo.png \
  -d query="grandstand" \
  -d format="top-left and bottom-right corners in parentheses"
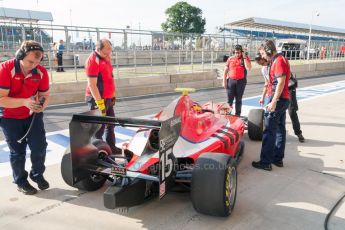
top-left (217, 17), bottom-right (345, 58)
top-left (223, 17), bottom-right (345, 42)
top-left (230, 28), bottom-right (341, 42)
top-left (0, 7), bottom-right (53, 51)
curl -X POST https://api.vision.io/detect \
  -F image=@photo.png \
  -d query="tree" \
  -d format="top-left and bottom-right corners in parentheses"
top-left (161, 1), bottom-right (206, 34)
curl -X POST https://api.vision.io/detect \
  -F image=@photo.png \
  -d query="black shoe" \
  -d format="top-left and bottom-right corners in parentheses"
top-left (273, 160), bottom-right (284, 167)
top-left (297, 134), bottom-right (305, 143)
top-left (252, 161), bottom-right (272, 171)
top-left (17, 181), bottom-right (38, 195)
top-left (30, 175), bottom-right (50, 190)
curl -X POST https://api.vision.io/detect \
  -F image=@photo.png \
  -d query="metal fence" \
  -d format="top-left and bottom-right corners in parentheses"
top-left (0, 21), bottom-right (344, 83)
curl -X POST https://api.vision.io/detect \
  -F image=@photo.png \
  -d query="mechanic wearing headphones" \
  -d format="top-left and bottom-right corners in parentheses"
top-left (0, 40), bottom-right (50, 194)
top-left (256, 53), bottom-right (305, 144)
top-left (223, 44), bottom-right (251, 116)
top-left (252, 40), bottom-right (290, 171)
top-left (85, 38), bottom-right (120, 154)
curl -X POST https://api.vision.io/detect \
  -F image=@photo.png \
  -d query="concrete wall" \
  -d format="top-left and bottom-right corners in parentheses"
top-left (49, 61), bottom-right (345, 105)
top-left (49, 70), bottom-right (219, 104)
top-left (51, 51), bottom-right (228, 67)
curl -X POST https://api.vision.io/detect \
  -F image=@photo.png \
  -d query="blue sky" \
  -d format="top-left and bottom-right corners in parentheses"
top-left (1, 0), bottom-right (344, 33)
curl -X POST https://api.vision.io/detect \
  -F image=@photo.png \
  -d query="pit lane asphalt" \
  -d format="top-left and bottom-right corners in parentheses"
top-left (0, 73), bottom-right (345, 230)
top-left (34, 73), bottom-right (345, 137)
top-left (1, 73), bottom-right (344, 141)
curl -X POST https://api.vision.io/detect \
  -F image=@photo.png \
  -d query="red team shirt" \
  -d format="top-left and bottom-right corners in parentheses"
top-left (226, 56), bottom-right (250, 80)
top-left (0, 59), bottom-right (49, 119)
top-left (268, 54), bottom-right (290, 99)
top-left (85, 52), bottom-right (115, 99)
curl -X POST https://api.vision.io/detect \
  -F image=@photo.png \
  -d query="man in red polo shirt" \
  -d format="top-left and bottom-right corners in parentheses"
top-left (0, 40), bottom-right (50, 195)
top-left (223, 44), bottom-right (251, 116)
top-left (252, 40), bottom-right (290, 171)
top-left (85, 38), bottom-right (120, 154)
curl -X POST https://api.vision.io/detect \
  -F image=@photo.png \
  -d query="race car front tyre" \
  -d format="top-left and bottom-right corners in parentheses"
top-left (191, 152), bottom-right (237, 217)
top-left (248, 109), bottom-right (264, 140)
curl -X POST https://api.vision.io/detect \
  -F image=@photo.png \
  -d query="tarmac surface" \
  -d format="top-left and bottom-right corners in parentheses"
top-left (0, 74), bottom-right (345, 230)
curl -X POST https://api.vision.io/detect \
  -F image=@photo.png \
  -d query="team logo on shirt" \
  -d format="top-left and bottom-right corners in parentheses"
top-left (31, 78), bottom-right (41, 82)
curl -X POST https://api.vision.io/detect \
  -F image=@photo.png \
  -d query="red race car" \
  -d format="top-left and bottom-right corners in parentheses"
top-left (61, 88), bottom-right (263, 217)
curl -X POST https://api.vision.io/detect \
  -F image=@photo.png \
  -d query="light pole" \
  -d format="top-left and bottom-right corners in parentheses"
top-left (69, 9), bottom-right (74, 42)
top-left (307, 11), bottom-right (320, 60)
top-left (138, 22), bottom-right (142, 49)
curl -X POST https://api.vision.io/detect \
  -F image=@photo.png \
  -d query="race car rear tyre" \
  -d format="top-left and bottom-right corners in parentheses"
top-left (191, 153), bottom-right (237, 217)
top-left (61, 141), bottom-right (111, 191)
top-left (61, 146), bottom-right (73, 187)
top-left (248, 109), bottom-right (264, 140)
top-left (92, 139), bottom-right (112, 157)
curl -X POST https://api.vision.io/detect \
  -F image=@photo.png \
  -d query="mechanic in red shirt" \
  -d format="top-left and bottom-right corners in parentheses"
top-left (0, 40), bottom-right (50, 195)
top-left (256, 52), bottom-right (305, 144)
top-left (252, 40), bottom-right (290, 171)
top-left (85, 38), bottom-right (120, 154)
top-left (223, 44), bottom-right (252, 116)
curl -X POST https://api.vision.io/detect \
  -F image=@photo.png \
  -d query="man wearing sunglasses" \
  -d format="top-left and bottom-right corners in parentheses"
top-left (223, 44), bottom-right (252, 116)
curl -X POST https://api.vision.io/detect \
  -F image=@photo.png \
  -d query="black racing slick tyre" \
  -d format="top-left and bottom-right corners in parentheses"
top-left (248, 109), bottom-right (264, 141)
top-left (91, 139), bottom-right (112, 157)
top-left (61, 146), bottom-right (74, 187)
top-left (61, 140), bottom-right (111, 191)
top-left (191, 153), bottom-right (237, 217)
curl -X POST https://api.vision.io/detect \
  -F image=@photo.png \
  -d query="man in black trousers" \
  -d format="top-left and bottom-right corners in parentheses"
top-left (288, 76), bottom-right (305, 142)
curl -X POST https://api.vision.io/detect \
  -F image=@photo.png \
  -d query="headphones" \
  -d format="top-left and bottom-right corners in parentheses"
top-left (262, 40), bottom-right (275, 56)
top-left (254, 52), bottom-right (262, 61)
top-left (234, 44), bottom-right (243, 52)
top-left (15, 44), bottom-right (44, 61)
top-left (264, 45), bottom-right (273, 56)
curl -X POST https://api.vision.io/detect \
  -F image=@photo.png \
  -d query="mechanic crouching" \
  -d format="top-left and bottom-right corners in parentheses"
top-left (0, 40), bottom-right (50, 195)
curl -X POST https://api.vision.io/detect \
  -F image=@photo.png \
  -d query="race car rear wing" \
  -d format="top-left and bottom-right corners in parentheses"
top-left (69, 110), bottom-right (181, 198)
top-left (71, 112), bottom-right (162, 129)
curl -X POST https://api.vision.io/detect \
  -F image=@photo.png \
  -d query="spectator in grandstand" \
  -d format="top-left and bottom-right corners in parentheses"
top-left (320, 46), bottom-right (326, 59)
top-left (223, 44), bottom-right (251, 116)
top-left (85, 38), bottom-right (120, 154)
top-left (51, 42), bottom-right (58, 67)
top-left (56, 39), bottom-right (65, 72)
top-left (252, 40), bottom-right (290, 171)
top-left (0, 40), bottom-right (50, 195)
